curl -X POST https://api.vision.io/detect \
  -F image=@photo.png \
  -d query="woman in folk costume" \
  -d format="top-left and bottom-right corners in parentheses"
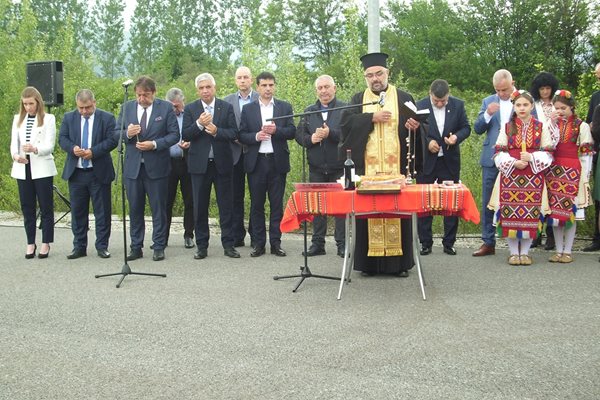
top-left (490, 90), bottom-right (553, 265)
top-left (544, 90), bottom-right (594, 263)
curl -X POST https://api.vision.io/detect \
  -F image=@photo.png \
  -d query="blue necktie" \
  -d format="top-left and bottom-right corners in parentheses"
top-left (206, 106), bottom-right (214, 158)
top-left (82, 117), bottom-right (90, 168)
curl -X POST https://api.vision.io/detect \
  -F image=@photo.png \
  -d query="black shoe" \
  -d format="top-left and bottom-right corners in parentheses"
top-left (250, 246), bottom-right (265, 257)
top-left (582, 241), bottom-right (600, 252)
top-left (544, 237), bottom-right (555, 251)
top-left (443, 246), bottom-right (457, 255)
top-left (270, 245), bottom-right (286, 257)
top-left (25, 244), bottom-right (37, 259)
top-left (360, 271), bottom-right (376, 277)
top-left (530, 236), bottom-right (541, 248)
top-left (67, 248), bottom-right (86, 260)
top-left (234, 240), bottom-right (245, 248)
top-left (184, 237), bottom-right (195, 249)
top-left (337, 247), bottom-right (345, 258)
top-left (397, 270), bottom-right (409, 278)
top-left (153, 249), bottom-right (165, 261)
top-left (420, 246), bottom-right (432, 256)
top-left (96, 249), bottom-right (111, 259)
top-left (194, 248), bottom-right (207, 259)
top-left (38, 245), bottom-right (50, 259)
top-left (303, 245), bottom-right (325, 257)
top-left (127, 249), bottom-right (143, 261)
top-left (224, 247), bottom-right (241, 258)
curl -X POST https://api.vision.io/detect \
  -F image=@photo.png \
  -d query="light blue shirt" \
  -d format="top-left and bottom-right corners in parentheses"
top-left (169, 112), bottom-right (184, 158)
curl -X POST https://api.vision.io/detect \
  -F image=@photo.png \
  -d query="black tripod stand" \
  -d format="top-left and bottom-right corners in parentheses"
top-left (95, 81), bottom-right (166, 288)
top-left (272, 117), bottom-right (342, 292)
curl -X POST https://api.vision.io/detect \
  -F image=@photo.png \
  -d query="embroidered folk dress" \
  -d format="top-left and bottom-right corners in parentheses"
top-left (489, 117), bottom-right (553, 239)
top-left (545, 116), bottom-right (594, 227)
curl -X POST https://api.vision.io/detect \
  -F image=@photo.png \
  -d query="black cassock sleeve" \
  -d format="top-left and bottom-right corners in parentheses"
top-left (339, 92), bottom-right (373, 175)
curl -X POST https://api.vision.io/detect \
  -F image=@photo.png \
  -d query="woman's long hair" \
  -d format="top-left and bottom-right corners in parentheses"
top-left (18, 86), bottom-right (45, 127)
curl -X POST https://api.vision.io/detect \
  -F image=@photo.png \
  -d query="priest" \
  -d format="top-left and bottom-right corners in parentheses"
top-left (339, 52), bottom-right (424, 277)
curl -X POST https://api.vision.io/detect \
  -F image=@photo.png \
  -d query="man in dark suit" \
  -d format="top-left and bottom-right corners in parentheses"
top-left (296, 75), bottom-right (347, 258)
top-left (59, 89), bottom-right (118, 259)
top-left (165, 88), bottom-right (195, 249)
top-left (416, 79), bottom-right (471, 256)
top-left (182, 73), bottom-right (240, 260)
top-left (223, 66), bottom-right (259, 248)
top-left (472, 69), bottom-right (515, 257)
top-left (583, 62), bottom-right (600, 252)
top-left (239, 71), bottom-right (296, 257)
top-left (116, 76), bottom-right (180, 261)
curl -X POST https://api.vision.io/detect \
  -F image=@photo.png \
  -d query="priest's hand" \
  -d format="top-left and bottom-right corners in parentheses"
top-left (373, 110), bottom-right (392, 123)
top-left (405, 118), bottom-right (420, 131)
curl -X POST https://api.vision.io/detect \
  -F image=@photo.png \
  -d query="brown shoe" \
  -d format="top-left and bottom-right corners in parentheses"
top-left (559, 253), bottom-right (573, 263)
top-left (548, 253), bottom-right (562, 263)
top-left (519, 255), bottom-right (532, 265)
top-left (508, 255), bottom-right (520, 265)
top-left (472, 244), bottom-right (495, 257)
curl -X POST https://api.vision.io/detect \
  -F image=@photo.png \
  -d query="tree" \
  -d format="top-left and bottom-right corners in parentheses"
top-left (91, 0), bottom-right (126, 79)
top-left (127, 0), bottom-right (164, 75)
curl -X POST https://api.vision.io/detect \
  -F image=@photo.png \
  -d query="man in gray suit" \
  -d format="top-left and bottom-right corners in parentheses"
top-left (223, 66), bottom-right (259, 248)
top-left (472, 69), bottom-right (515, 257)
top-left (116, 76), bottom-right (180, 261)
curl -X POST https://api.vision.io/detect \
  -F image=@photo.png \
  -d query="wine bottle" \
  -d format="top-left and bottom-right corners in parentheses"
top-left (344, 149), bottom-right (355, 190)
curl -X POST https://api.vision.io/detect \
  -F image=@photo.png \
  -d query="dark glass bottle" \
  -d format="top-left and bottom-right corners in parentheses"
top-left (344, 149), bottom-right (355, 190)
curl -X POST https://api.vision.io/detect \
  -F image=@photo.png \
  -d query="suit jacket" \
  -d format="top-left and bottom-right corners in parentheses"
top-left (116, 98), bottom-right (180, 180)
top-left (238, 99), bottom-right (296, 174)
top-left (182, 98), bottom-right (238, 174)
top-left (295, 98), bottom-right (347, 173)
top-left (223, 90), bottom-right (259, 164)
top-left (473, 94), bottom-right (503, 168)
top-left (416, 96), bottom-right (471, 180)
top-left (10, 114), bottom-right (58, 180)
top-left (59, 108), bottom-right (118, 184)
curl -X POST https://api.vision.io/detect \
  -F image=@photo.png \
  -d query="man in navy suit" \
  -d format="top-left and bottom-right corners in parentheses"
top-left (224, 66), bottom-right (259, 248)
top-left (116, 76), bottom-right (180, 261)
top-left (472, 69), bottom-right (515, 257)
top-left (239, 72), bottom-right (296, 257)
top-left (416, 79), bottom-right (471, 256)
top-left (583, 62), bottom-right (600, 252)
top-left (59, 89), bottom-right (118, 259)
top-left (182, 73), bottom-right (240, 260)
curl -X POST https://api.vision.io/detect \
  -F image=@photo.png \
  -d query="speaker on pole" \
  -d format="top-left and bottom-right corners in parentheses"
top-left (26, 61), bottom-right (64, 107)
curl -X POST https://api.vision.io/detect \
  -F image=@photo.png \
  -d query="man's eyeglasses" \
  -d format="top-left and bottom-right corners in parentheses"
top-left (364, 70), bottom-right (386, 80)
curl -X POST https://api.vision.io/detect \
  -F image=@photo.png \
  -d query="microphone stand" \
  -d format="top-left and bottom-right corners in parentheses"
top-left (273, 110), bottom-right (343, 292)
top-left (95, 83), bottom-right (166, 288)
top-left (267, 100), bottom-right (381, 122)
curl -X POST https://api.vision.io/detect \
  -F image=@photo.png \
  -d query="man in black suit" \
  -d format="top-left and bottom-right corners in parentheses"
top-left (416, 79), bottom-right (471, 256)
top-left (59, 89), bottom-right (118, 259)
top-left (165, 88), bottom-right (195, 249)
top-left (223, 66), bottom-right (259, 248)
top-left (239, 71), bottom-right (296, 257)
top-left (584, 62), bottom-right (600, 252)
top-left (296, 75), bottom-right (346, 258)
top-left (116, 76), bottom-right (180, 261)
top-left (182, 73), bottom-right (240, 259)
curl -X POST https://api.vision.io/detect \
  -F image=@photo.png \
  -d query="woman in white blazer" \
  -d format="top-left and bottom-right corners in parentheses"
top-left (10, 87), bottom-right (57, 259)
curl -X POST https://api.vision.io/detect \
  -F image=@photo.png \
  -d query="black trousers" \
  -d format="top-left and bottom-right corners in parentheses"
top-left (232, 152), bottom-right (252, 243)
top-left (417, 156), bottom-right (458, 248)
top-left (17, 163), bottom-right (54, 244)
top-left (166, 156), bottom-right (194, 244)
top-left (308, 169), bottom-right (345, 249)
top-left (248, 154), bottom-right (286, 248)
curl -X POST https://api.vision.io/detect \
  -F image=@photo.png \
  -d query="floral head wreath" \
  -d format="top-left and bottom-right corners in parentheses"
top-left (554, 89), bottom-right (572, 99)
top-left (510, 89), bottom-right (532, 103)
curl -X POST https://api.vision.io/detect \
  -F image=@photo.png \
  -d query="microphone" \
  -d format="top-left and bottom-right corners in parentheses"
top-left (122, 79), bottom-right (134, 88)
top-left (379, 92), bottom-right (386, 106)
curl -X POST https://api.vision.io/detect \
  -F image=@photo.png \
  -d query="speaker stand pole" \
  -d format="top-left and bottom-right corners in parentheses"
top-left (95, 84), bottom-right (166, 288)
top-left (273, 125), bottom-right (341, 291)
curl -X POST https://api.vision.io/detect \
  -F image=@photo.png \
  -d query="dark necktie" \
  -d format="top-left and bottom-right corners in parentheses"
top-left (82, 117), bottom-right (90, 168)
top-left (140, 108), bottom-right (148, 137)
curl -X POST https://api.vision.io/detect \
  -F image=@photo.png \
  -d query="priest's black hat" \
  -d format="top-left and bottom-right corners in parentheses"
top-left (360, 52), bottom-right (388, 70)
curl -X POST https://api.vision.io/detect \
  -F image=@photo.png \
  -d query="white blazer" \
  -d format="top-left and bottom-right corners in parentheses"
top-left (10, 113), bottom-right (58, 180)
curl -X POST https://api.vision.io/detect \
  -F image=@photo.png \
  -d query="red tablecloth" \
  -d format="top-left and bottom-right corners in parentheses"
top-left (281, 184), bottom-right (480, 232)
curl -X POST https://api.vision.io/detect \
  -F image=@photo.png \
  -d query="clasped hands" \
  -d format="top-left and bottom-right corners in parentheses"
top-left (73, 145), bottom-right (93, 160)
top-left (127, 123), bottom-right (155, 151)
top-left (311, 123), bottom-right (329, 144)
top-left (428, 134), bottom-right (457, 153)
top-left (256, 123), bottom-right (276, 142)
top-left (14, 143), bottom-right (38, 162)
top-left (514, 152), bottom-right (532, 170)
top-left (198, 112), bottom-right (217, 136)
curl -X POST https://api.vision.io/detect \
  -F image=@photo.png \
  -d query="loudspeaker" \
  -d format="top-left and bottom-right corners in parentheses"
top-left (26, 61), bottom-right (64, 107)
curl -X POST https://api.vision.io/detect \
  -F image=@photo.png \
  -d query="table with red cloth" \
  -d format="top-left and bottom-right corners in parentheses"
top-left (280, 184), bottom-right (480, 300)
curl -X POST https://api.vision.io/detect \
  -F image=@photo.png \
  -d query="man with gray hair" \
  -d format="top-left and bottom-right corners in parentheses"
top-left (165, 88), bottom-right (194, 249)
top-left (59, 89), bottom-right (119, 259)
top-left (182, 73), bottom-right (240, 259)
top-left (472, 69), bottom-right (516, 257)
top-left (295, 75), bottom-right (347, 257)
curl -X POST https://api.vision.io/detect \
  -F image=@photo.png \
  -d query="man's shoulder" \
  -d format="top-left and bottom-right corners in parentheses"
top-left (95, 108), bottom-right (115, 119)
top-left (223, 93), bottom-right (236, 103)
top-left (448, 96), bottom-right (465, 107)
top-left (416, 97), bottom-right (430, 108)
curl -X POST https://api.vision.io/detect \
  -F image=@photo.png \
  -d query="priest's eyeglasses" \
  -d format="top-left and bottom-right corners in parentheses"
top-left (364, 70), bottom-right (386, 80)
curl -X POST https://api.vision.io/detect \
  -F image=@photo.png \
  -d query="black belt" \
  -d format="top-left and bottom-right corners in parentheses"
top-left (259, 153), bottom-right (274, 158)
top-left (76, 168), bottom-right (94, 172)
